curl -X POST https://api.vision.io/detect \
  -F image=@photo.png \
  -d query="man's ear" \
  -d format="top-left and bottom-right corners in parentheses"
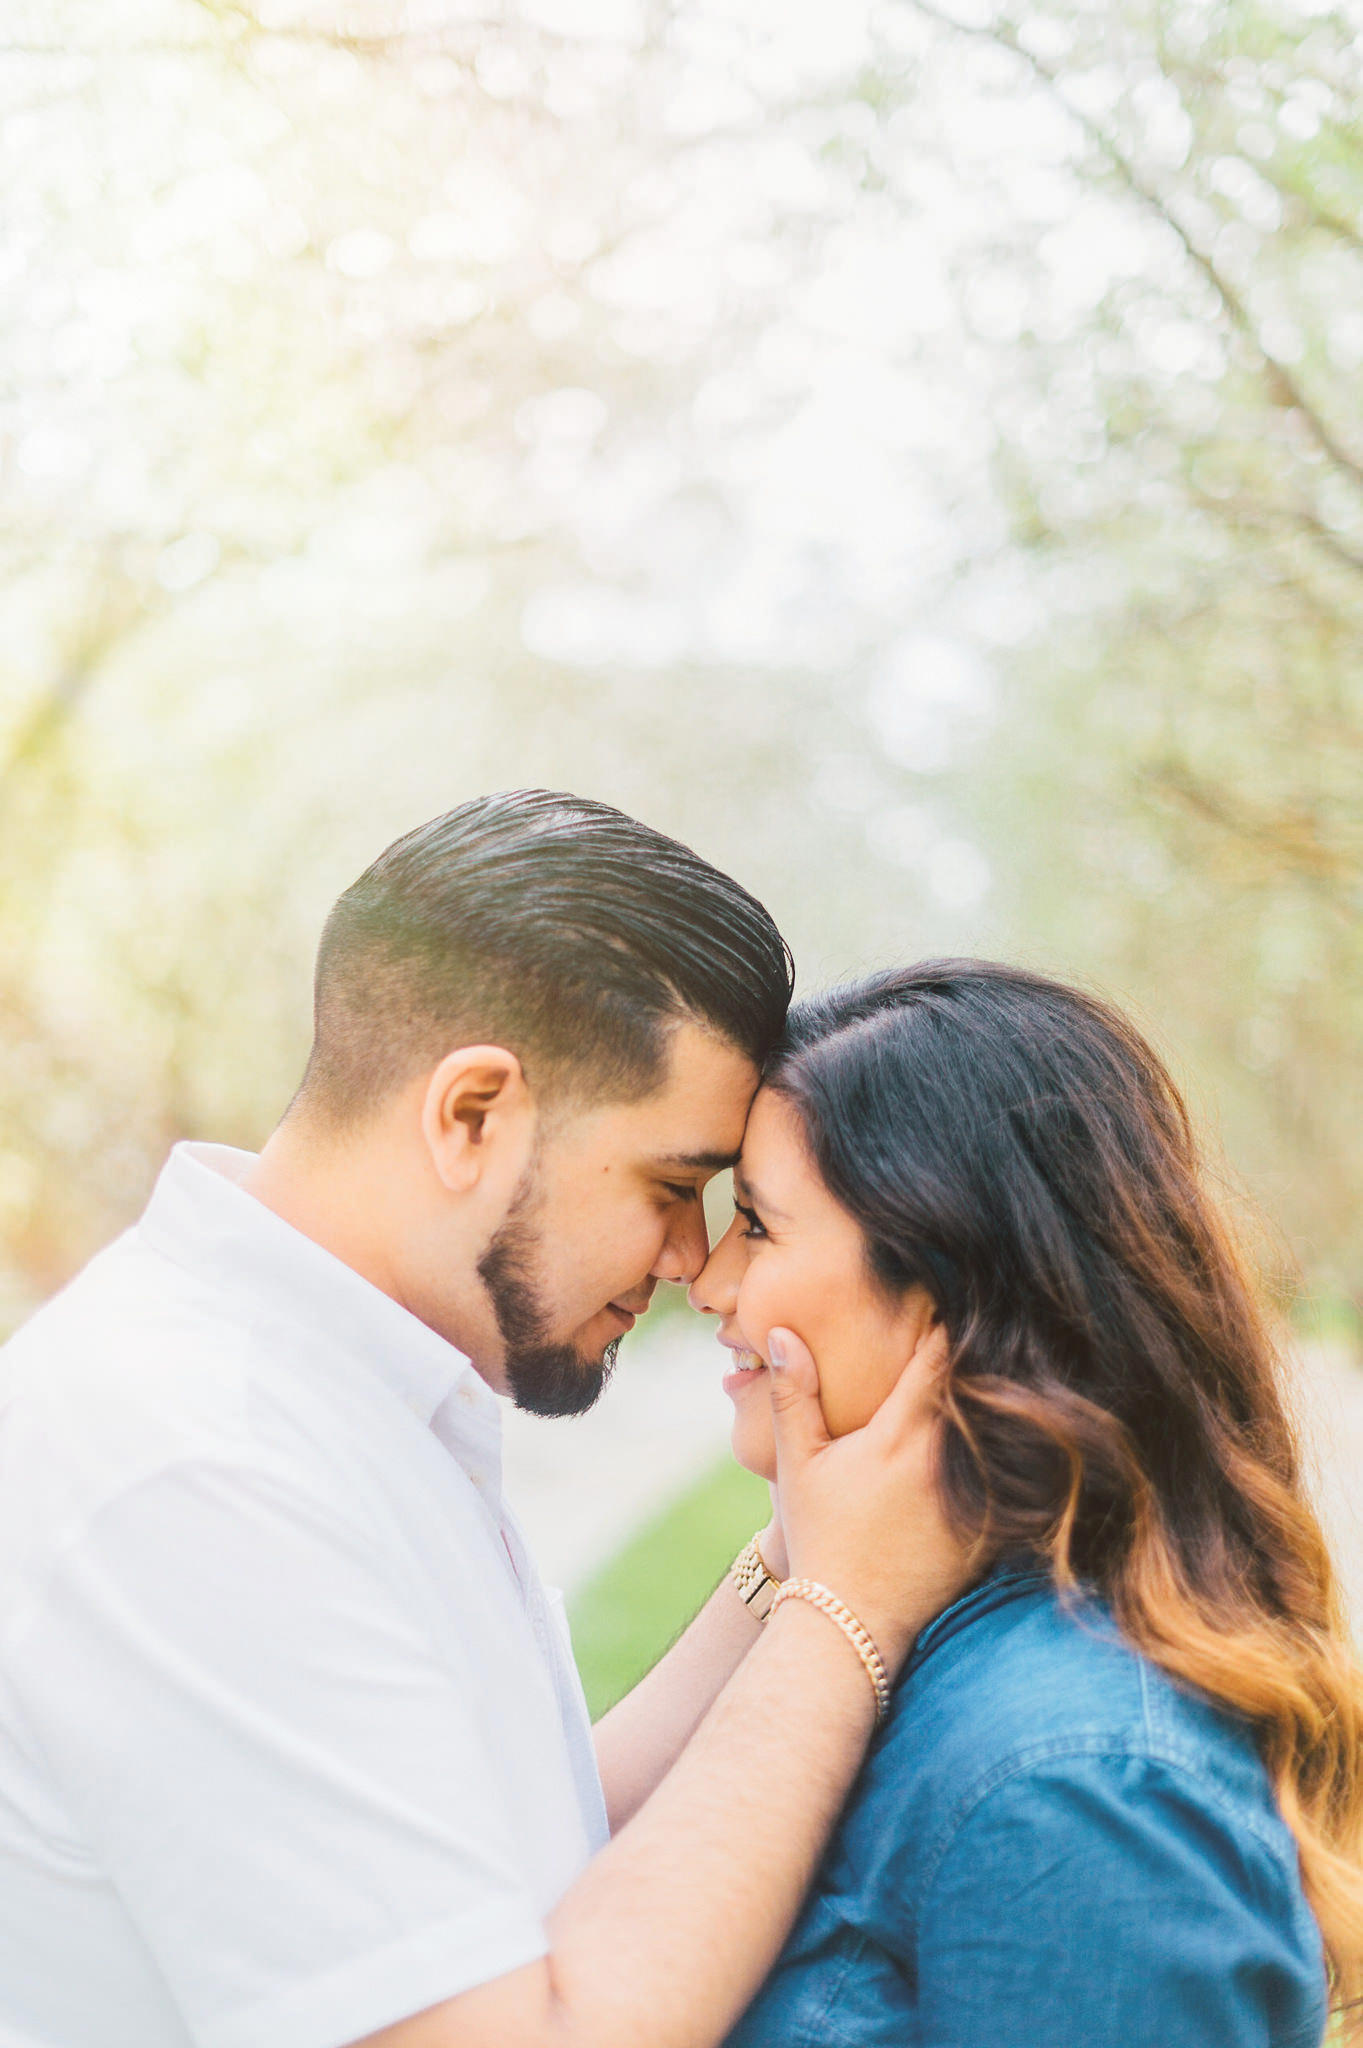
top-left (420, 1045), bottom-right (533, 1195)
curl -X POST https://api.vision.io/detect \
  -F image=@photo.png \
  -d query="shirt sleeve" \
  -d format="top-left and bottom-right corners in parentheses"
top-left (914, 1749), bottom-right (1325, 2048)
top-left (9, 1457), bottom-right (550, 2048)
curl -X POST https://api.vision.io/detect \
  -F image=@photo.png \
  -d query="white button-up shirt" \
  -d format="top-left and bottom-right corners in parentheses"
top-left (0, 1142), bottom-right (608, 2048)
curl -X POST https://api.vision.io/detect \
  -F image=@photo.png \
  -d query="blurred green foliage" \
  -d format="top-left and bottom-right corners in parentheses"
top-left (568, 1456), bottom-right (769, 1719)
top-left (936, 0), bottom-right (1363, 1308)
top-left (1, 0), bottom-right (1359, 1333)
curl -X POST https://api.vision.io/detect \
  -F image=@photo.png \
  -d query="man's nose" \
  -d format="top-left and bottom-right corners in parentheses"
top-left (653, 1200), bottom-right (711, 1287)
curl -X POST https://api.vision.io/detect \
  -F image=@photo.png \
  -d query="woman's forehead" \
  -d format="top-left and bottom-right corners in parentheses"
top-left (736, 1091), bottom-right (817, 1210)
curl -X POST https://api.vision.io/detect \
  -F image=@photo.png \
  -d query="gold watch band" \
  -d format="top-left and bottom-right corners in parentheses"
top-left (729, 1533), bottom-right (782, 1623)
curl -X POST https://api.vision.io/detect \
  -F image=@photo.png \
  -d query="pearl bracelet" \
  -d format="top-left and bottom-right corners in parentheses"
top-left (768, 1577), bottom-right (892, 1725)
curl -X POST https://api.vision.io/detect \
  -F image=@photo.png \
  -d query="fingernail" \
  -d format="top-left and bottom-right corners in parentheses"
top-left (767, 1332), bottom-right (788, 1370)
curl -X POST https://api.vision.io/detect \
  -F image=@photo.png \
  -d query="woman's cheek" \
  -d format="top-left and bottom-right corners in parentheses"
top-left (820, 1334), bottom-right (907, 1438)
top-left (820, 1377), bottom-right (872, 1439)
top-left (736, 1263), bottom-right (785, 1352)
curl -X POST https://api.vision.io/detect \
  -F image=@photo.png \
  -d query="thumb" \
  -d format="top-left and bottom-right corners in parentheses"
top-left (766, 1326), bottom-right (830, 1470)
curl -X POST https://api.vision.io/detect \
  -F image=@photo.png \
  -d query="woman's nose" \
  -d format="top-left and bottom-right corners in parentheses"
top-left (688, 1220), bottom-right (742, 1316)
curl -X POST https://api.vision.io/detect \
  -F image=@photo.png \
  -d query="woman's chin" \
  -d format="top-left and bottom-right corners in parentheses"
top-left (731, 1417), bottom-right (777, 1486)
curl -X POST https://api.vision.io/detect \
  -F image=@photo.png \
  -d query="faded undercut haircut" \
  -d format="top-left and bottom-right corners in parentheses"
top-left (292, 789), bottom-right (795, 1128)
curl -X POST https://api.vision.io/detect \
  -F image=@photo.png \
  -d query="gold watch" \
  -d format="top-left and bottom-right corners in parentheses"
top-left (729, 1534), bottom-right (782, 1623)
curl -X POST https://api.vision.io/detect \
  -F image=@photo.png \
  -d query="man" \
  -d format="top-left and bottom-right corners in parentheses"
top-left (0, 790), bottom-right (962, 2048)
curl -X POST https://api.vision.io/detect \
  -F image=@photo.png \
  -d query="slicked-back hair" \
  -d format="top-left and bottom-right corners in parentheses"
top-left (293, 790), bottom-right (794, 1127)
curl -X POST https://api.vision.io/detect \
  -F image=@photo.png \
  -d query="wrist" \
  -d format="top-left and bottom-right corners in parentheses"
top-left (729, 1530), bottom-right (783, 1624)
top-left (756, 1517), bottom-right (789, 1581)
top-left (762, 1593), bottom-right (884, 1733)
top-left (769, 1577), bottom-right (892, 1723)
top-left (778, 1564), bottom-right (919, 1678)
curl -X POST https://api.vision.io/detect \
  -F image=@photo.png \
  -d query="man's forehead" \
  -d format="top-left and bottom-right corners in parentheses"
top-left (620, 1083), bottom-right (753, 1163)
top-left (612, 1031), bottom-right (758, 1157)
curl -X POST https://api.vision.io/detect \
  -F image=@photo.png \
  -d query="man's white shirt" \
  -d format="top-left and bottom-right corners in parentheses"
top-left (0, 1142), bottom-right (609, 2048)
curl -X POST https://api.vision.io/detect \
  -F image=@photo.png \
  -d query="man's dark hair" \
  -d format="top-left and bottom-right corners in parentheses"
top-left (293, 789), bottom-right (794, 1125)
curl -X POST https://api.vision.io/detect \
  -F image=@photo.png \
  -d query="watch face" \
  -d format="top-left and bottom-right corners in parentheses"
top-left (748, 1578), bottom-right (777, 1620)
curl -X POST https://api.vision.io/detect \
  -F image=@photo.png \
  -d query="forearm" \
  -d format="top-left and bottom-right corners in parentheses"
top-left (550, 1597), bottom-right (879, 2048)
top-left (358, 1336), bottom-right (967, 2048)
top-left (592, 1572), bottom-right (760, 1833)
top-left (364, 1597), bottom-right (885, 2048)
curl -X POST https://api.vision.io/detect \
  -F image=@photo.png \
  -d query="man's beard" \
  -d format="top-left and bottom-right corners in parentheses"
top-left (476, 1164), bottom-right (621, 1418)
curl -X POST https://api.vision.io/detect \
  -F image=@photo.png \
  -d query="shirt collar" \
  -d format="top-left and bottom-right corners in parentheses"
top-left (907, 1552), bottom-right (1053, 1675)
top-left (135, 1141), bottom-right (504, 1464)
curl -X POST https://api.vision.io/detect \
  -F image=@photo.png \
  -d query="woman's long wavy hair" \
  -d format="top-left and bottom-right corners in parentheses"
top-left (769, 961), bottom-right (1363, 2022)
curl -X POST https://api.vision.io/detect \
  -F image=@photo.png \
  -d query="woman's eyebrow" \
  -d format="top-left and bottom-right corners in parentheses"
top-left (732, 1169), bottom-right (788, 1220)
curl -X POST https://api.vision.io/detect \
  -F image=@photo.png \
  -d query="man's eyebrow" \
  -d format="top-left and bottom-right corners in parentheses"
top-left (649, 1149), bottom-right (741, 1172)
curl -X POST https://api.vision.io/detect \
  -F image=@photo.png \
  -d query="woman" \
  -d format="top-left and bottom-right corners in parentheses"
top-left (691, 960), bottom-right (1363, 2048)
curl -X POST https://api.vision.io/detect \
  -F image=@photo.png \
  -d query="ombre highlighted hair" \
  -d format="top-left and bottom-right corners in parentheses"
top-left (769, 961), bottom-right (1363, 2026)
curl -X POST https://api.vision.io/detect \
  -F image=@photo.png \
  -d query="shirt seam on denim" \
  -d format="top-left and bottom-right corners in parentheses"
top-left (796, 1928), bottom-right (873, 2048)
top-left (1137, 1650), bottom-right (1153, 1744)
top-left (916, 1736), bottom-right (1293, 1911)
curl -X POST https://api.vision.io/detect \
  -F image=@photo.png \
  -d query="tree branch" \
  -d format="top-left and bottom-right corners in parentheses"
top-left (901, 0), bottom-right (1363, 494)
top-left (1138, 758), bottom-right (1362, 904)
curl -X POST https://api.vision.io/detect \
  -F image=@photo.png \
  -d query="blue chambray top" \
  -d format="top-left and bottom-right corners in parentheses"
top-left (726, 1562), bottom-right (1328, 2048)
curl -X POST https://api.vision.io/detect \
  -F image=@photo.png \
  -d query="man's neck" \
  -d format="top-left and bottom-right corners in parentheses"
top-left (238, 1116), bottom-right (504, 1386)
top-left (240, 1126), bottom-right (407, 1308)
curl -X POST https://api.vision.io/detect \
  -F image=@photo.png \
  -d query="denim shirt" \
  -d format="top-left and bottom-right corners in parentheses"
top-left (727, 1564), bottom-right (1328, 2048)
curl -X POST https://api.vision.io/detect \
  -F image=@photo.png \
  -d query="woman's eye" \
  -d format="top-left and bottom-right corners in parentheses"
top-left (734, 1202), bottom-right (767, 1241)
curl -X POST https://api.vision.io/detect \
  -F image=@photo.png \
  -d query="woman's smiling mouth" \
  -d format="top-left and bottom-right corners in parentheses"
top-left (721, 1342), bottom-right (768, 1394)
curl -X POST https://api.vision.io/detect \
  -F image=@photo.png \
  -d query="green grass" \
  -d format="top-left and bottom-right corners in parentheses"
top-left (567, 1457), bottom-right (771, 1719)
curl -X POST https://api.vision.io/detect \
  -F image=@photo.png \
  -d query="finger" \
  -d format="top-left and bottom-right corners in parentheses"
top-left (765, 1325), bottom-right (832, 1470)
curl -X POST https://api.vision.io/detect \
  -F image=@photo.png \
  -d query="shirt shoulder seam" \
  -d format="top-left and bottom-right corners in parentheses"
top-left (917, 1733), bottom-right (1290, 1907)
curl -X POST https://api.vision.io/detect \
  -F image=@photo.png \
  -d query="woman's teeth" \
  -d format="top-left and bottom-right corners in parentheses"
top-left (731, 1350), bottom-right (766, 1373)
